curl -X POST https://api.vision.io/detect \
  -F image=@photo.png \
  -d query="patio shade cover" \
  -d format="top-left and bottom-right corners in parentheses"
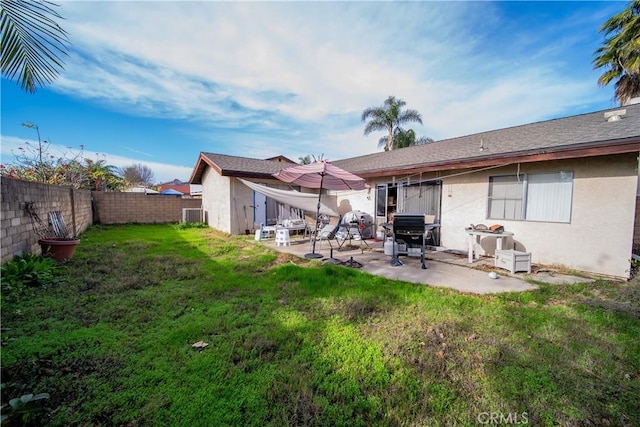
top-left (238, 178), bottom-right (339, 217)
top-left (272, 161), bottom-right (368, 258)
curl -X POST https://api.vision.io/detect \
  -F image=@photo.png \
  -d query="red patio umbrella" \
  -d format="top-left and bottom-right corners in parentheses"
top-left (273, 160), bottom-right (368, 258)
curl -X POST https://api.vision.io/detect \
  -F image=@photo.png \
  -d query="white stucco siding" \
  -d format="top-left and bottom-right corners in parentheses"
top-left (201, 168), bottom-right (232, 233)
top-left (230, 178), bottom-right (256, 235)
top-left (333, 188), bottom-right (375, 217)
top-left (440, 154), bottom-right (638, 279)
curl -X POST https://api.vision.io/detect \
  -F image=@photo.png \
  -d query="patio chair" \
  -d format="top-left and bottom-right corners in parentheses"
top-left (315, 216), bottom-right (344, 255)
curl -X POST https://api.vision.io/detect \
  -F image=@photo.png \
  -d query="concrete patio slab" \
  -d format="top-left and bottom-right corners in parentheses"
top-left (525, 271), bottom-right (596, 285)
top-left (260, 237), bottom-right (540, 294)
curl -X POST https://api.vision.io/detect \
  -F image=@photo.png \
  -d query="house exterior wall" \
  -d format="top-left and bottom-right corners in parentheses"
top-left (230, 177), bottom-right (256, 235)
top-left (201, 167), bottom-right (232, 233)
top-left (333, 187), bottom-right (375, 217)
top-left (334, 175), bottom-right (442, 230)
top-left (330, 153), bottom-right (636, 278)
top-left (201, 171), bottom-right (291, 234)
top-left (440, 153), bottom-right (637, 279)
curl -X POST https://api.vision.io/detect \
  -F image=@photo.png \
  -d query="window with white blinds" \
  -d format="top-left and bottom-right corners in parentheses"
top-left (488, 171), bottom-right (573, 223)
top-left (488, 175), bottom-right (524, 220)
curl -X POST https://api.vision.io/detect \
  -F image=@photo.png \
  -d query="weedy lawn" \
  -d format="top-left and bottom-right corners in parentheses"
top-left (1, 224), bottom-right (639, 426)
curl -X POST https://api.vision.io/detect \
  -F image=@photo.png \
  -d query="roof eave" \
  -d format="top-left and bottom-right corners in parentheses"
top-left (355, 138), bottom-right (640, 179)
top-left (189, 154), bottom-right (222, 184)
top-left (220, 170), bottom-right (279, 179)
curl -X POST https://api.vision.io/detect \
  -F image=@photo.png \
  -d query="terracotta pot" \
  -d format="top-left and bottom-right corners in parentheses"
top-left (38, 238), bottom-right (80, 262)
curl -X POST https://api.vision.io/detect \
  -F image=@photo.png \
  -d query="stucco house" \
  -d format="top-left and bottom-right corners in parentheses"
top-left (189, 154), bottom-right (305, 234)
top-left (191, 103), bottom-right (640, 279)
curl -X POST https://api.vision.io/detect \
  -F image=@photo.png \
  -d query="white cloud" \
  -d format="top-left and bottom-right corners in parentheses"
top-left (45, 1), bottom-right (616, 162)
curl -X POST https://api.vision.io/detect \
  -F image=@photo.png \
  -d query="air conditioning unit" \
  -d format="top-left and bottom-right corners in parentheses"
top-left (182, 208), bottom-right (203, 223)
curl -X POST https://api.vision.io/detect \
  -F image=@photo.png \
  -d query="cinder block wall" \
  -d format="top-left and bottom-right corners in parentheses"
top-left (1, 178), bottom-right (92, 262)
top-left (1, 179), bottom-right (203, 263)
top-left (91, 192), bottom-right (201, 224)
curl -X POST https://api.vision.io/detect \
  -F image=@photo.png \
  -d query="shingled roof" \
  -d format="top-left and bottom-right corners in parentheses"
top-left (189, 152), bottom-right (296, 184)
top-left (333, 103), bottom-right (640, 178)
top-left (190, 103), bottom-right (640, 183)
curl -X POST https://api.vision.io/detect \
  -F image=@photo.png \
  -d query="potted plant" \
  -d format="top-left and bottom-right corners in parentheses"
top-left (38, 236), bottom-right (80, 262)
top-left (37, 211), bottom-right (79, 262)
top-left (24, 204), bottom-right (79, 262)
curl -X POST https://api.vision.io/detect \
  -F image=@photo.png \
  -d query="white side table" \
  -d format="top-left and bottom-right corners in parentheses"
top-left (466, 230), bottom-right (514, 263)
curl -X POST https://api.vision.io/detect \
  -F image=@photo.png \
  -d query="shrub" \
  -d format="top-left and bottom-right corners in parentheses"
top-left (1, 253), bottom-right (61, 303)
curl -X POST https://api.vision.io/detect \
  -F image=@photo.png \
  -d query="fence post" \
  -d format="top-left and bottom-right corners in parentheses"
top-left (70, 187), bottom-right (77, 237)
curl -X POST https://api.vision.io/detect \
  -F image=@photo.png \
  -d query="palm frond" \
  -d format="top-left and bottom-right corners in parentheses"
top-left (1, 0), bottom-right (69, 93)
top-left (593, 0), bottom-right (640, 104)
top-left (362, 96), bottom-right (424, 150)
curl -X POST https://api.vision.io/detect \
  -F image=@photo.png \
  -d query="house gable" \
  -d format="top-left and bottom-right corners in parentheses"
top-left (189, 152), bottom-right (295, 184)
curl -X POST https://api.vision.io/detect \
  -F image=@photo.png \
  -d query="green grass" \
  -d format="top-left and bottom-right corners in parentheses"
top-left (1, 224), bottom-right (639, 426)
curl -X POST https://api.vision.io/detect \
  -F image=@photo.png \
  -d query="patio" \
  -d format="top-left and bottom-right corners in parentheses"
top-left (262, 235), bottom-right (593, 294)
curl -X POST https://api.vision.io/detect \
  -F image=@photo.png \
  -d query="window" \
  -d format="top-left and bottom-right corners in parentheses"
top-left (376, 185), bottom-right (387, 217)
top-left (488, 175), bottom-right (524, 220)
top-left (488, 171), bottom-right (573, 223)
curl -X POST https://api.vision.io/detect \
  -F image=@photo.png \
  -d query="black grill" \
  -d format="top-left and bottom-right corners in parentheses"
top-left (393, 213), bottom-right (430, 234)
top-left (392, 213), bottom-right (436, 269)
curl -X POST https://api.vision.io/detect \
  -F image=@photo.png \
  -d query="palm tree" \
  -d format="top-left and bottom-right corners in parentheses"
top-left (362, 96), bottom-right (423, 151)
top-left (1, 0), bottom-right (69, 93)
top-left (298, 155), bottom-right (312, 165)
top-left (84, 158), bottom-right (123, 191)
top-left (394, 129), bottom-right (434, 149)
top-left (593, 0), bottom-right (640, 106)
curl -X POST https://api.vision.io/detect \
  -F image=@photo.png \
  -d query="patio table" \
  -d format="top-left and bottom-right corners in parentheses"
top-left (466, 229), bottom-right (514, 263)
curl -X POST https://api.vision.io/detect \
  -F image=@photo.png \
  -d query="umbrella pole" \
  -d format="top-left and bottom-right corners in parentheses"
top-left (305, 173), bottom-right (325, 259)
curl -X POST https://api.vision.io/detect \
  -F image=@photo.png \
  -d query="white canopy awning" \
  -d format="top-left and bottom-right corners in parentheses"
top-left (238, 178), bottom-right (339, 217)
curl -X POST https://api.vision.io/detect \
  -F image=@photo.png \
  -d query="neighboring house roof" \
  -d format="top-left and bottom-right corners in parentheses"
top-left (158, 179), bottom-right (187, 186)
top-left (264, 155), bottom-right (297, 164)
top-left (125, 187), bottom-right (159, 194)
top-left (157, 183), bottom-right (190, 193)
top-left (190, 153), bottom-right (295, 184)
top-left (333, 103), bottom-right (640, 178)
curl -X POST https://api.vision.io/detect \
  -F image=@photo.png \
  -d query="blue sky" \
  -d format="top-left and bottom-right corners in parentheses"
top-left (0, 1), bottom-right (624, 184)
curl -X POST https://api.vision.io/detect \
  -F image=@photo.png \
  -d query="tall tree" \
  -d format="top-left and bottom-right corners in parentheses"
top-left (121, 163), bottom-right (155, 187)
top-left (1, 0), bottom-right (69, 93)
top-left (593, 0), bottom-right (640, 106)
top-left (362, 96), bottom-right (423, 151)
top-left (394, 129), bottom-right (434, 149)
top-left (297, 154), bottom-right (325, 164)
top-left (298, 155), bottom-right (312, 165)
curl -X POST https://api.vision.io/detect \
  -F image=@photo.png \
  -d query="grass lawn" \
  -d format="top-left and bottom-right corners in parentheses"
top-left (1, 224), bottom-right (639, 426)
